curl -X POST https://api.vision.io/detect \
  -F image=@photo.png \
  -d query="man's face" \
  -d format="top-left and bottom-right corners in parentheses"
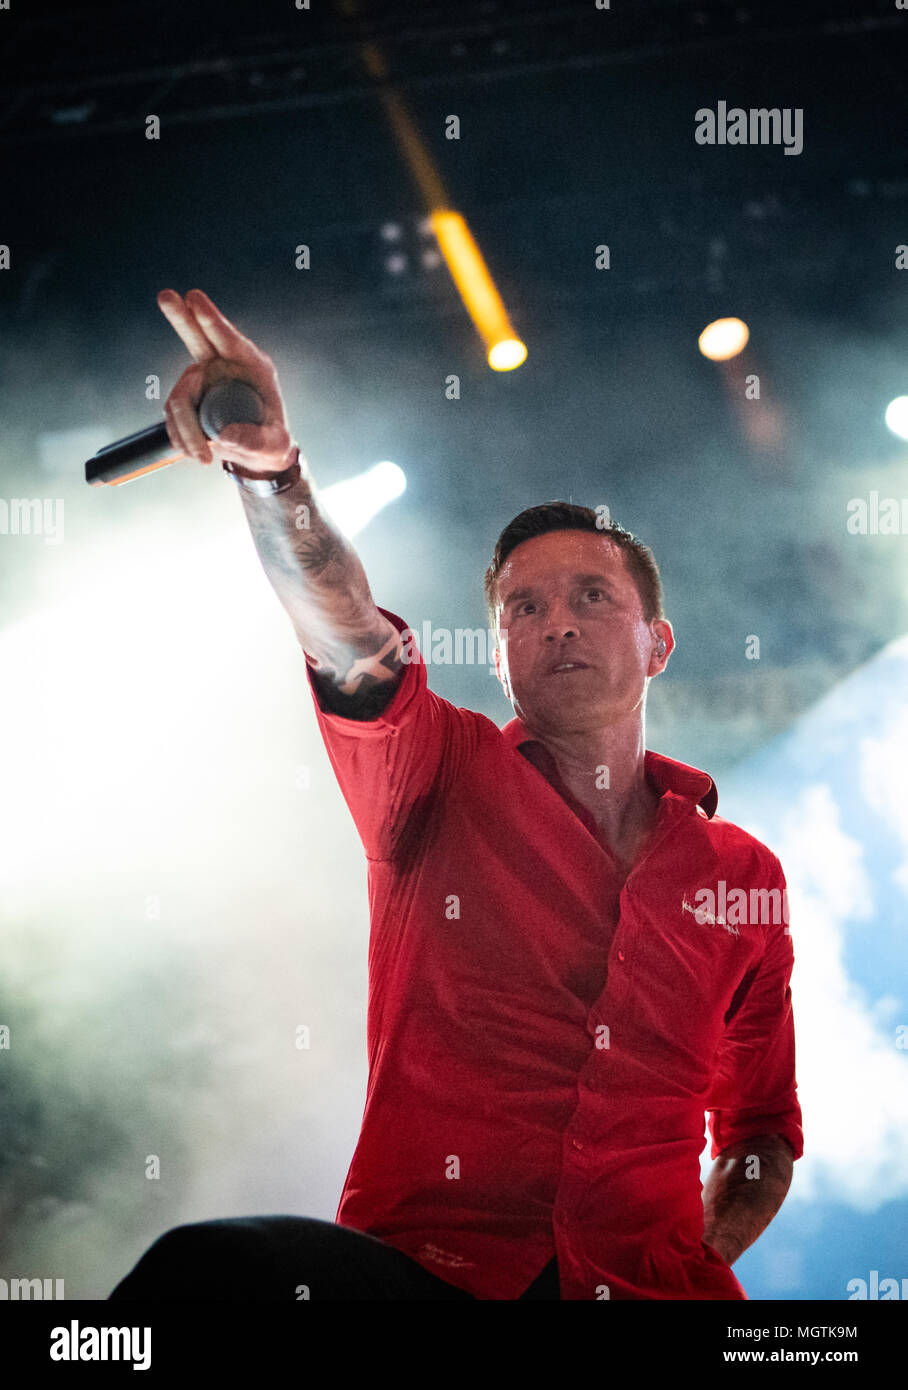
top-left (493, 529), bottom-right (672, 734)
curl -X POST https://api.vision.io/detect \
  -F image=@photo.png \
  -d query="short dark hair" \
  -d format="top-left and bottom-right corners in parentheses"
top-left (484, 501), bottom-right (664, 630)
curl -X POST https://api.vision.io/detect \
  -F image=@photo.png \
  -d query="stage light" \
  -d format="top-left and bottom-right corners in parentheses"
top-left (488, 338), bottom-right (528, 372)
top-left (884, 396), bottom-right (908, 441)
top-left (320, 461), bottom-right (406, 539)
top-left (698, 317), bottom-right (750, 361)
top-left (357, 33), bottom-right (526, 373)
top-left (430, 210), bottom-right (527, 372)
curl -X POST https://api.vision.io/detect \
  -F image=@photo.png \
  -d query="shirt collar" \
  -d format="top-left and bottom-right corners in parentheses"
top-left (500, 716), bottom-right (719, 819)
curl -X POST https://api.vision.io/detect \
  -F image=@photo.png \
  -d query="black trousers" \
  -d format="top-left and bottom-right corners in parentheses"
top-left (108, 1216), bottom-right (561, 1300)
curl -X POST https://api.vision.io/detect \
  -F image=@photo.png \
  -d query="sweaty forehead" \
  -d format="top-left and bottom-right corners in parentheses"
top-left (498, 530), bottom-right (630, 591)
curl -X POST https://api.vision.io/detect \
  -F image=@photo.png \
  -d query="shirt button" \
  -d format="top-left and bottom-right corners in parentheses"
top-left (617, 949), bottom-right (625, 962)
top-left (571, 1137), bottom-right (584, 1151)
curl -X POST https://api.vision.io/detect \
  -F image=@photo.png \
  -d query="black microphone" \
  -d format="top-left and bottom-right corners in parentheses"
top-left (85, 380), bottom-right (266, 486)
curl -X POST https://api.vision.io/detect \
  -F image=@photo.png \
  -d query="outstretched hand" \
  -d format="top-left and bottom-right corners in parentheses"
top-left (157, 288), bottom-right (295, 474)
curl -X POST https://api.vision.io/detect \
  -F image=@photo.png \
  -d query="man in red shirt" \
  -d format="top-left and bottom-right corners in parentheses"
top-left (111, 290), bottom-right (802, 1302)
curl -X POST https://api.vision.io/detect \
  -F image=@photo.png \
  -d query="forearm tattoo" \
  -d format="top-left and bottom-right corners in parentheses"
top-left (309, 629), bottom-right (405, 718)
top-left (237, 478), bottom-right (405, 718)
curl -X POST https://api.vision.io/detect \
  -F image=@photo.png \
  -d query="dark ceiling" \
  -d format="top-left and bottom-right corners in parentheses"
top-left (3, 0), bottom-right (906, 325)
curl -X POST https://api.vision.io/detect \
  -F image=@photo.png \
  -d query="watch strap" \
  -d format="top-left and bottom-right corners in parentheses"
top-left (222, 445), bottom-right (302, 495)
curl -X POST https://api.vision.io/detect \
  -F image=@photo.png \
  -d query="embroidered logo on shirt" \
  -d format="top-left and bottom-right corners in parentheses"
top-left (682, 881), bottom-right (789, 935)
top-left (681, 895), bottom-right (740, 937)
top-left (418, 1242), bottom-right (477, 1270)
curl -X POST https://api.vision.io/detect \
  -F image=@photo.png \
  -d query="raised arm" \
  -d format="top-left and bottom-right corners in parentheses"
top-left (234, 466), bottom-right (406, 718)
top-left (158, 287), bottom-right (404, 718)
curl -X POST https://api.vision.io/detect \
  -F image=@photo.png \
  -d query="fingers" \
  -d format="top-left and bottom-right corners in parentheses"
top-left (157, 287), bottom-right (292, 471)
top-left (183, 288), bottom-right (263, 367)
top-left (165, 400), bottom-right (212, 465)
top-left (163, 363), bottom-right (213, 465)
top-left (210, 422), bottom-right (293, 471)
top-left (157, 290), bottom-right (218, 364)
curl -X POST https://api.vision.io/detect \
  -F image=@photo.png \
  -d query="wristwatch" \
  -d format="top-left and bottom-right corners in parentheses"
top-left (222, 444), bottom-right (302, 496)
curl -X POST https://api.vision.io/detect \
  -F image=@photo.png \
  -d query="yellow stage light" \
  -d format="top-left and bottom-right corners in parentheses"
top-left (431, 210), bottom-right (527, 372)
top-left (488, 338), bottom-right (527, 372)
top-left (698, 317), bottom-right (750, 361)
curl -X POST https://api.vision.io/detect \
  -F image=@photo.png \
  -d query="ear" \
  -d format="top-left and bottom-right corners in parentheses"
top-left (649, 619), bottom-right (675, 676)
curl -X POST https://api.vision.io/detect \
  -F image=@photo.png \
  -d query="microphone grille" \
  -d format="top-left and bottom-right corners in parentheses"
top-left (198, 380), bottom-right (266, 438)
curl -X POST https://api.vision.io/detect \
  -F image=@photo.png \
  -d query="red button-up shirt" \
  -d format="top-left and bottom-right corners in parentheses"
top-left (304, 607), bottom-right (804, 1300)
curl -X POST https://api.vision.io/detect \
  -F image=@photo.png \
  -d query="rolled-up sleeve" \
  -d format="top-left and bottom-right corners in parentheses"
top-left (706, 859), bottom-right (804, 1162)
top-left (303, 607), bottom-right (480, 862)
